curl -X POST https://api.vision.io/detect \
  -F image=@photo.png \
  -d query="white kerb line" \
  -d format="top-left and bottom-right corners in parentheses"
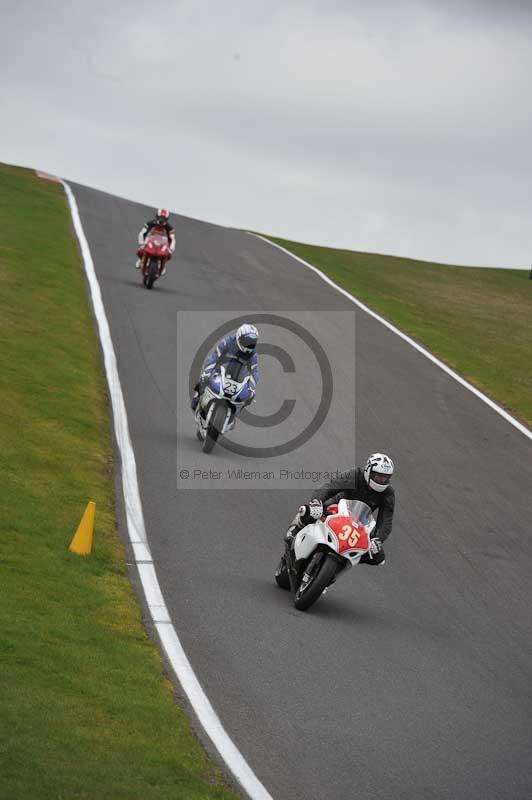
top-left (62, 180), bottom-right (274, 800)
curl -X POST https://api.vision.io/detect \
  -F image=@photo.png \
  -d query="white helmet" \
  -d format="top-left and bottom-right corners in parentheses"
top-left (236, 323), bottom-right (258, 353)
top-left (364, 453), bottom-right (394, 493)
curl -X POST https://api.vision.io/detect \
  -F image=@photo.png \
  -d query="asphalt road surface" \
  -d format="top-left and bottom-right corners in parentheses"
top-left (71, 182), bottom-right (532, 800)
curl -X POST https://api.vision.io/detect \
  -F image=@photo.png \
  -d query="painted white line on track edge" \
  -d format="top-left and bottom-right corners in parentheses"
top-left (62, 181), bottom-right (274, 800)
top-left (250, 233), bottom-right (532, 443)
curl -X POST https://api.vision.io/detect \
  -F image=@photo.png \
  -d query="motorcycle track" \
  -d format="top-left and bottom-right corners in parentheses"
top-left (69, 181), bottom-right (532, 800)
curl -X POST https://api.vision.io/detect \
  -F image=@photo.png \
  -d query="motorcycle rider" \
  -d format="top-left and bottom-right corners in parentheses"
top-left (191, 324), bottom-right (259, 412)
top-left (276, 453), bottom-right (395, 583)
top-left (135, 208), bottom-right (176, 276)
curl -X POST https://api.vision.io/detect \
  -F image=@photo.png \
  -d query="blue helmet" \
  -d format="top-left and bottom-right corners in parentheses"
top-left (236, 323), bottom-right (258, 353)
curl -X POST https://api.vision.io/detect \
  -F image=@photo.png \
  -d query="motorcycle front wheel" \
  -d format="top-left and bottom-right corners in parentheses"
top-left (202, 401), bottom-right (228, 454)
top-left (144, 258), bottom-right (159, 289)
top-left (293, 552), bottom-right (338, 611)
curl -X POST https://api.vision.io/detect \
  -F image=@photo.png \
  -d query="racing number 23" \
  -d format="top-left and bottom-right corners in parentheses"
top-left (338, 524), bottom-right (360, 547)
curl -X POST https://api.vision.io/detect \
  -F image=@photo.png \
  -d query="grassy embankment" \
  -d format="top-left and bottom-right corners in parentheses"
top-left (0, 162), bottom-right (240, 800)
top-left (267, 236), bottom-right (532, 429)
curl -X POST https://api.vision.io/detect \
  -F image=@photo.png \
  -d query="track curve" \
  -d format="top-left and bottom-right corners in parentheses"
top-left (70, 181), bottom-right (532, 800)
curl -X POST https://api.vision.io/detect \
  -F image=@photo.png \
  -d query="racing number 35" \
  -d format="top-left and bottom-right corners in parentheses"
top-left (338, 524), bottom-right (360, 547)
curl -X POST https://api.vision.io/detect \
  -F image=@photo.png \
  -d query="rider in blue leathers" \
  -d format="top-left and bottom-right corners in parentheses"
top-left (191, 324), bottom-right (259, 411)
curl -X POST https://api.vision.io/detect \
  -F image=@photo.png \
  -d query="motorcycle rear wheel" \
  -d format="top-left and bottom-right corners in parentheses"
top-left (144, 258), bottom-right (159, 289)
top-left (202, 402), bottom-right (228, 454)
top-left (293, 553), bottom-right (338, 611)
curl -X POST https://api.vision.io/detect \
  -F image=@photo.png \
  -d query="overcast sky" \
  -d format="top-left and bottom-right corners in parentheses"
top-left (2, 0), bottom-right (532, 267)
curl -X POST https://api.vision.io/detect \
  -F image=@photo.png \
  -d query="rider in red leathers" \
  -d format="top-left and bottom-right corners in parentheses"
top-left (135, 208), bottom-right (176, 276)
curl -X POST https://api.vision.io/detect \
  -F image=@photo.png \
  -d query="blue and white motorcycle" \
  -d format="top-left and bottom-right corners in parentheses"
top-left (195, 363), bottom-right (255, 453)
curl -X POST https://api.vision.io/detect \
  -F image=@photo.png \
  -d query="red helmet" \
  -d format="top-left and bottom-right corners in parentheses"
top-left (156, 208), bottom-right (169, 224)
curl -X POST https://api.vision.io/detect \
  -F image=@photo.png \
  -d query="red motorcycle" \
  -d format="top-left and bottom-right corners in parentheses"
top-left (138, 230), bottom-right (171, 289)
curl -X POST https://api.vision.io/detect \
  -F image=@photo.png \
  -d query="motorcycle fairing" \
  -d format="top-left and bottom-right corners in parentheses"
top-left (196, 366), bottom-right (254, 435)
top-left (195, 390), bottom-right (231, 437)
top-left (326, 514), bottom-right (370, 554)
top-left (218, 366), bottom-right (255, 406)
top-left (294, 521), bottom-right (338, 561)
top-left (203, 368), bottom-right (254, 406)
top-left (294, 498), bottom-right (373, 565)
top-left (144, 234), bottom-right (169, 250)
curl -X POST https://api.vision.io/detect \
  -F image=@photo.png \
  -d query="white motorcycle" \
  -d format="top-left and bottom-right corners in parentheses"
top-left (195, 363), bottom-right (255, 453)
top-left (275, 499), bottom-right (376, 611)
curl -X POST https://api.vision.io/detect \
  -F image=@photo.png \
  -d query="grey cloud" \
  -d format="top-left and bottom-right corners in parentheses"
top-left (1, 0), bottom-right (531, 266)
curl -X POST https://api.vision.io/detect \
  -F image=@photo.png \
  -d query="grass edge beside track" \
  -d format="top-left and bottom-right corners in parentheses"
top-left (0, 162), bottom-right (241, 800)
top-left (263, 234), bottom-right (532, 431)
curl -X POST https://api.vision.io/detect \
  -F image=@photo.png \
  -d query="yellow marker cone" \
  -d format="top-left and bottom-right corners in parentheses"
top-left (69, 501), bottom-right (95, 555)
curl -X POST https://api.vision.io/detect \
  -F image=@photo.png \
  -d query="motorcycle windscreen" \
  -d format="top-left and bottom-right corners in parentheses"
top-left (223, 358), bottom-right (250, 382)
top-left (339, 499), bottom-right (375, 531)
top-left (145, 233), bottom-right (168, 249)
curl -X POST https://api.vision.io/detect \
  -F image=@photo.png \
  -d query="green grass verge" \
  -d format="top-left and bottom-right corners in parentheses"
top-left (0, 162), bottom-right (240, 800)
top-left (267, 235), bottom-right (532, 429)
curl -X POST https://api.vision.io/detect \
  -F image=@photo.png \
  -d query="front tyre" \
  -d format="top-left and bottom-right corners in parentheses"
top-left (293, 553), bottom-right (338, 611)
top-left (202, 401), bottom-right (228, 454)
top-left (144, 257), bottom-right (159, 289)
